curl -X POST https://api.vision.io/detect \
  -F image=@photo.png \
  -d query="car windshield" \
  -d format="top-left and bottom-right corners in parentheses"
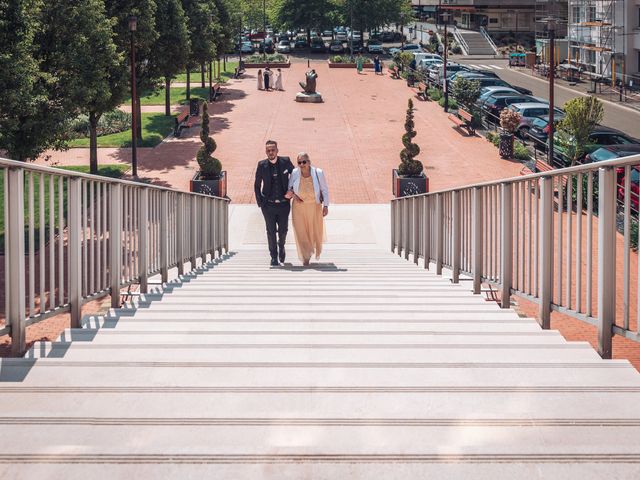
top-left (531, 118), bottom-right (548, 129)
top-left (279, 41), bottom-right (289, 45)
top-left (369, 40), bottom-right (381, 45)
top-left (591, 148), bottom-right (620, 162)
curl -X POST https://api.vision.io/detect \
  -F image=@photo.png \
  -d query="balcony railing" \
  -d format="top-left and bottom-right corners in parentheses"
top-left (1, 157), bottom-right (229, 354)
top-left (391, 154), bottom-right (640, 358)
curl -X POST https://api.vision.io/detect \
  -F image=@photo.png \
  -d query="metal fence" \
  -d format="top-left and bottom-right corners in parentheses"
top-left (391, 154), bottom-right (640, 358)
top-left (1, 157), bottom-right (229, 354)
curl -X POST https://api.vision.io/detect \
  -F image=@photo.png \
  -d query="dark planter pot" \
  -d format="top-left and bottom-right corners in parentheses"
top-left (499, 133), bottom-right (515, 159)
top-left (392, 169), bottom-right (428, 198)
top-left (190, 170), bottom-right (227, 198)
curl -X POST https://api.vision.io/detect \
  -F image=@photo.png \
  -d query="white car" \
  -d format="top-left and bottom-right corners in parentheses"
top-left (417, 58), bottom-right (442, 71)
top-left (413, 52), bottom-right (442, 63)
top-left (366, 40), bottom-right (384, 54)
top-left (276, 40), bottom-right (291, 54)
top-left (388, 44), bottom-right (423, 55)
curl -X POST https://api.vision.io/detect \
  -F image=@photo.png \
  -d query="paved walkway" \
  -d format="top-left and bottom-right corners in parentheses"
top-left (39, 62), bottom-right (522, 202)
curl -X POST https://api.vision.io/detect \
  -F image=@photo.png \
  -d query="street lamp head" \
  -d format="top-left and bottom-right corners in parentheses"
top-left (128, 15), bottom-right (137, 32)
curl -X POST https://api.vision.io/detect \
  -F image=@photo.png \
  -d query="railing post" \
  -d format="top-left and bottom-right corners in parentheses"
top-left (598, 166), bottom-right (616, 359)
top-left (500, 182), bottom-right (513, 308)
top-left (390, 200), bottom-right (396, 253)
top-left (413, 197), bottom-right (420, 265)
top-left (472, 187), bottom-right (483, 294)
top-left (139, 189), bottom-right (149, 292)
top-left (176, 194), bottom-right (184, 275)
top-left (7, 168), bottom-right (26, 355)
top-left (160, 190), bottom-right (169, 283)
top-left (403, 199), bottom-right (410, 260)
top-left (397, 200), bottom-right (403, 257)
top-left (223, 200), bottom-right (229, 254)
top-left (423, 196), bottom-right (430, 270)
top-left (452, 190), bottom-right (461, 283)
top-left (110, 183), bottom-right (122, 308)
top-left (190, 195), bottom-right (197, 270)
top-left (538, 176), bottom-right (553, 329)
top-left (435, 193), bottom-right (443, 275)
top-left (68, 177), bottom-right (83, 327)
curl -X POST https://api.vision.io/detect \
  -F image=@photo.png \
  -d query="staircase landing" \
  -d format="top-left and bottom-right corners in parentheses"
top-left (2, 239), bottom-right (640, 478)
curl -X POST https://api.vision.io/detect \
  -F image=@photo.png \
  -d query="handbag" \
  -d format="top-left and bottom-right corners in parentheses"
top-left (313, 168), bottom-right (324, 204)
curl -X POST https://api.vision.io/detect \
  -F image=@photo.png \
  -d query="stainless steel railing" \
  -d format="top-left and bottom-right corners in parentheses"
top-left (391, 154), bottom-right (640, 358)
top-left (1, 157), bottom-right (229, 354)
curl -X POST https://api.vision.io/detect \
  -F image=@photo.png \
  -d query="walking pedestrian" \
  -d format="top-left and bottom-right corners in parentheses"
top-left (257, 69), bottom-right (263, 90)
top-left (356, 55), bottom-right (364, 74)
top-left (264, 67), bottom-right (272, 91)
top-left (373, 55), bottom-right (381, 75)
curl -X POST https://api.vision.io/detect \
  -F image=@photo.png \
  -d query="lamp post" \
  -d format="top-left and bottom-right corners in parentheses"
top-left (263, 0), bottom-right (266, 60)
top-left (129, 15), bottom-right (138, 178)
top-left (441, 11), bottom-right (451, 112)
top-left (544, 16), bottom-right (556, 166)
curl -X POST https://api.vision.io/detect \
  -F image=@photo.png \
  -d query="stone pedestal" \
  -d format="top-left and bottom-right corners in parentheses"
top-left (295, 92), bottom-right (323, 103)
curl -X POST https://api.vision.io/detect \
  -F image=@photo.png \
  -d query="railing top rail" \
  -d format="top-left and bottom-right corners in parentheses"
top-left (0, 157), bottom-right (230, 202)
top-left (391, 153), bottom-right (640, 201)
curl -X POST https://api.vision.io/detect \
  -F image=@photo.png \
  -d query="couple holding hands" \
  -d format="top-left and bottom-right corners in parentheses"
top-left (254, 140), bottom-right (330, 266)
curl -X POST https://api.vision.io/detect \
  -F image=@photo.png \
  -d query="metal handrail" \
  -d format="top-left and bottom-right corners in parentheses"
top-left (451, 26), bottom-right (469, 56)
top-left (479, 26), bottom-right (499, 56)
top-left (1, 157), bottom-right (230, 354)
top-left (391, 153), bottom-right (640, 359)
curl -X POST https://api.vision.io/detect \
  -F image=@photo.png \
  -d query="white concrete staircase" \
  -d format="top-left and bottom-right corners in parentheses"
top-left (457, 30), bottom-right (497, 56)
top-left (2, 246), bottom-right (640, 479)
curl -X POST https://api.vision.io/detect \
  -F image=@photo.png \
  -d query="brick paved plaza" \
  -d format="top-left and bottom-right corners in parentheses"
top-left (40, 62), bottom-right (522, 203)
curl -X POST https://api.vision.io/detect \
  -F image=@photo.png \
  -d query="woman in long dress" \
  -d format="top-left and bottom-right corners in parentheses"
top-left (274, 68), bottom-right (284, 90)
top-left (288, 153), bottom-right (329, 266)
top-left (257, 69), bottom-right (263, 90)
top-left (356, 55), bottom-right (364, 74)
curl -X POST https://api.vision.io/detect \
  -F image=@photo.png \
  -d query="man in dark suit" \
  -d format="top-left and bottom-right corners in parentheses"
top-left (254, 140), bottom-right (295, 266)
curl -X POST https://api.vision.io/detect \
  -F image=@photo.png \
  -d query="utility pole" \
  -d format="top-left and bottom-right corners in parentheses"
top-left (350, 1), bottom-right (354, 58)
top-left (442, 11), bottom-right (450, 112)
top-left (128, 16), bottom-right (138, 178)
top-left (546, 16), bottom-right (556, 166)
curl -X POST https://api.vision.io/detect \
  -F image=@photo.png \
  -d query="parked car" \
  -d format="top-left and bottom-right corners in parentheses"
top-left (258, 38), bottom-right (275, 54)
top-left (417, 58), bottom-right (442, 72)
top-left (310, 37), bottom-right (326, 53)
top-left (329, 40), bottom-right (344, 53)
top-left (587, 145), bottom-right (640, 210)
top-left (336, 30), bottom-right (348, 41)
top-left (276, 40), bottom-right (292, 54)
top-left (527, 116), bottom-right (558, 150)
top-left (388, 43), bottom-right (423, 55)
top-left (366, 39), bottom-right (384, 54)
top-left (447, 75), bottom-right (511, 91)
top-left (294, 36), bottom-right (308, 49)
top-left (322, 30), bottom-right (333, 37)
top-left (413, 52), bottom-right (442, 63)
top-left (347, 39), bottom-right (364, 54)
top-left (381, 30), bottom-right (401, 42)
top-left (507, 103), bottom-right (565, 137)
top-left (478, 86), bottom-right (519, 102)
top-left (555, 126), bottom-right (639, 164)
top-left (239, 41), bottom-right (254, 54)
top-left (482, 95), bottom-right (544, 122)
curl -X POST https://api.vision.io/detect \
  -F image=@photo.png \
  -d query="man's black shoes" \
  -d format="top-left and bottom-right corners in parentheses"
top-left (270, 258), bottom-right (279, 267)
top-left (279, 248), bottom-right (286, 264)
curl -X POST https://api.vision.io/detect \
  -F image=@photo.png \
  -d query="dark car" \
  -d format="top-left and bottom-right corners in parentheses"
top-left (346, 39), bottom-right (363, 54)
top-left (294, 36), bottom-right (308, 49)
top-left (527, 116), bottom-right (559, 150)
top-left (482, 95), bottom-right (543, 123)
top-left (310, 37), bottom-right (326, 53)
top-left (258, 38), bottom-right (275, 54)
top-left (556, 126), bottom-right (639, 164)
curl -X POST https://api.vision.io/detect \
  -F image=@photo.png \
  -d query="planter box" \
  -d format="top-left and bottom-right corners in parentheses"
top-left (392, 169), bottom-right (428, 198)
top-left (190, 171), bottom-right (227, 198)
top-left (328, 61), bottom-right (374, 69)
top-left (244, 62), bottom-right (291, 69)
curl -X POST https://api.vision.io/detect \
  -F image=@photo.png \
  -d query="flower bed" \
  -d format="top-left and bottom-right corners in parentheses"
top-left (243, 54), bottom-right (290, 68)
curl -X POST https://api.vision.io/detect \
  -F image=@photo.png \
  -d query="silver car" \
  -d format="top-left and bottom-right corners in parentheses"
top-left (507, 102), bottom-right (564, 136)
top-left (276, 40), bottom-right (291, 54)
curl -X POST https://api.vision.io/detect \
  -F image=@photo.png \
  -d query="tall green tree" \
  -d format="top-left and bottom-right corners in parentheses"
top-left (557, 96), bottom-right (604, 166)
top-left (272, 0), bottom-right (335, 43)
top-left (182, 0), bottom-right (219, 97)
top-left (105, 0), bottom-right (160, 142)
top-left (40, 0), bottom-right (125, 173)
top-left (155, 0), bottom-right (190, 116)
top-left (0, 0), bottom-right (69, 161)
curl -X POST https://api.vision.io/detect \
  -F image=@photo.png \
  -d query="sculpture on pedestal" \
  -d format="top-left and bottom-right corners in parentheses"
top-left (299, 69), bottom-right (318, 94)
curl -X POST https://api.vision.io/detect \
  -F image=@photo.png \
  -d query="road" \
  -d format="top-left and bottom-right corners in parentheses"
top-left (457, 58), bottom-right (640, 138)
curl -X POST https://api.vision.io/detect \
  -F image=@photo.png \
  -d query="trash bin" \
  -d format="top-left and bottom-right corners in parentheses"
top-left (189, 98), bottom-right (200, 116)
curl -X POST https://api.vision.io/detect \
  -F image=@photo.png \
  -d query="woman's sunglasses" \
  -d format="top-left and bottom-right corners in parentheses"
top-left (297, 160), bottom-right (308, 165)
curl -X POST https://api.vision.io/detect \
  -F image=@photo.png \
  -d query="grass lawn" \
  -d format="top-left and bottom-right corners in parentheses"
top-left (68, 113), bottom-right (175, 148)
top-left (127, 87), bottom-right (210, 106)
top-left (174, 61), bottom-right (238, 83)
top-left (0, 165), bottom-right (128, 251)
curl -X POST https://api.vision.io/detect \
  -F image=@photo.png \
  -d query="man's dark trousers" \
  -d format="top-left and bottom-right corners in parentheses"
top-left (261, 201), bottom-right (290, 260)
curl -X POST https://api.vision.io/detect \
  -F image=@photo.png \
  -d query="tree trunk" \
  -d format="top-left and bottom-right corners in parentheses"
top-left (201, 63), bottom-right (206, 88)
top-left (165, 77), bottom-right (171, 116)
top-left (306, 28), bottom-right (311, 46)
top-left (186, 70), bottom-right (191, 101)
top-left (136, 95), bottom-right (143, 142)
top-left (89, 111), bottom-right (99, 174)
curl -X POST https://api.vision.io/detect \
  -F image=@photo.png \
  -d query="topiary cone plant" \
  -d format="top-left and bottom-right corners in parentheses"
top-left (398, 98), bottom-right (423, 177)
top-left (196, 102), bottom-right (222, 179)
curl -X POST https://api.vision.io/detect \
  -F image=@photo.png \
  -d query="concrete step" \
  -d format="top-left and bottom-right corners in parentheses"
top-left (3, 390), bottom-right (640, 420)
top-left (2, 358), bottom-right (636, 387)
top-left (26, 341), bottom-right (602, 363)
top-left (54, 330), bottom-right (570, 345)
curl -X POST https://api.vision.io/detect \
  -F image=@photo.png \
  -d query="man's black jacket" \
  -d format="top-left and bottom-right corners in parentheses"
top-left (254, 156), bottom-right (294, 207)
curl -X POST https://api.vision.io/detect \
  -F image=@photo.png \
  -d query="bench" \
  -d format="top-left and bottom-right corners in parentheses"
top-left (174, 111), bottom-right (189, 137)
top-left (233, 67), bottom-right (246, 79)
top-left (448, 108), bottom-right (474, 135)
top-left (210, 82), bottom-right (223, 101)
top-left (415, 81), bottom-right (429, 101)
top-left (520, 158), bottom-right (569, 190)
top-left (388, 65), bottom-right (400, 79)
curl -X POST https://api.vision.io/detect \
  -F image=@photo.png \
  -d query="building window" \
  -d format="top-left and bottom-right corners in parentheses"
top-left (489, 18), bottom-right (498, 24)
top-left (587, 6), bottom-right (596, 23)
